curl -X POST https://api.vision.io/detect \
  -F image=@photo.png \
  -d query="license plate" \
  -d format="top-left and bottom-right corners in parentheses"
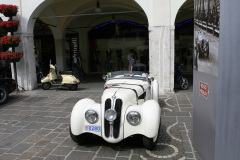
top-left (84, 125), bottom-right (101, 132)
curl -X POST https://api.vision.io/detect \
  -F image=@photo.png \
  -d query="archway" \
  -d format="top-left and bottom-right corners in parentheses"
top-left (174, 0), bottom-right (194, 90)
top-left (33, 19), bottom-right (56, 80)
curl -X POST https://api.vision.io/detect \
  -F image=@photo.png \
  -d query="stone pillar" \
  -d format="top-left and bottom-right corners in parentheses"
top-left (149, 26), bottom-right (173, 94)
top-left (14, 33), bottom-right (37, 90)
top-left (54, 39), bottom-right (66, 71)
top-left (169, 26), bottom-right (175, 92)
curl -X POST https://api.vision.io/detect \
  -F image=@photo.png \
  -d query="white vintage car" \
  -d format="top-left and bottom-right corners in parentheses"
top-left (69, 71), bottom-right (161, 150)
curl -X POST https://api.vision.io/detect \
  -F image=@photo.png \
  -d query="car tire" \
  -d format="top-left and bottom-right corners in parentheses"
top-left (69, 125), bottom-right (91, 145)
top-left (207, 43), bottom-right (210, 58)
top-left (69, 84), bottom-right (78, 91)
top-left (0, 85), bottom-right (9, 105)
top-left (42, 82), bottom-right (51, 90)
top-left (142, 119), bottom-right (161, 150)
top-left (180, 77), bottom-right (188, 90)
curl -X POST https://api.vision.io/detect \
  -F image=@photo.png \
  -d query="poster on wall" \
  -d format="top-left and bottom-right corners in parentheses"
top-left (194, 0), bottom-right (220, 77)
top-left (65, 34), bottom-right (79, 70)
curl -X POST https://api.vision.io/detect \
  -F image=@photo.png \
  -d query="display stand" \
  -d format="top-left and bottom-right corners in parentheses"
top-left (0, 5), bottom-right (21, 92)
top-left (9, 16), bottom-right (19, 92)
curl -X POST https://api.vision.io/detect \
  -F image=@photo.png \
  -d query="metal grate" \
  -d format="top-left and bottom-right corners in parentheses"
top-left (113, 99), bottom-right (122, 138)
top-left (104, 99), bottom-right (111, 138)
top-left (23, 97), bottom-right (48, 102)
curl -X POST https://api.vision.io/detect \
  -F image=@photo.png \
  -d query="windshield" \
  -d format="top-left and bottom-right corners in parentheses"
top-left (107, 71), bottom-right (148, 81)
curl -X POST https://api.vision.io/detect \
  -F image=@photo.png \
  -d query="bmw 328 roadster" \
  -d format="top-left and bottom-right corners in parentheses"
top-left (69, 71), bottom-right (161, 150)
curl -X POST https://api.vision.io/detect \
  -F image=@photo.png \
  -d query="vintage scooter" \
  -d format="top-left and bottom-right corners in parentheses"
top-left (41, 64), bottom-right (79, 90)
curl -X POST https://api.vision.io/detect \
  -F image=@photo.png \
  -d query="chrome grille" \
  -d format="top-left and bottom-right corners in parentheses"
top-left (104, 98), bottom-right (122, 138)
top-left (113, 99), bottom-right (122, 138)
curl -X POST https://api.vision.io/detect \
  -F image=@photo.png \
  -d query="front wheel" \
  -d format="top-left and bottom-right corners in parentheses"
top-left (180, 77), bottom-right (188, 90)
top-left (0, 85), bottom-right (8, 105)
top-left (42, 82), bottom-right (51, 90)
top-left (69, 125), bottom-right (91, 145)
top-left (69, 84), bottom-right (78, 91)
top-left (142, 119), bottom-right (161, 150)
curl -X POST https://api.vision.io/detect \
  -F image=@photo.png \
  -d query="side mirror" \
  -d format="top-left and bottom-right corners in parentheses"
top-left (149, 77), bottom-right (154, 81)
top-left (102, 74), bottom-right (107, 81)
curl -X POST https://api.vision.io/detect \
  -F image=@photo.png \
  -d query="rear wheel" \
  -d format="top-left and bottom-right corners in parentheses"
top-left (69, 125), bottom-right (91, 145)
top-left (0, 85), bottom-right (8, 105)
top-left (180, 77), bottom-right (188, 90)
top-left (69, 84), bottom-right (78, 91)
top-left (142, 119), bottom-right (161, 150)
top-left (207, 43), bottom-right (210, 58)
top-left (42, 82), bottom-right (51, 90)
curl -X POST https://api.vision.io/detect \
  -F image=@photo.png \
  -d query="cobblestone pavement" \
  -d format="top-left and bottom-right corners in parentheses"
top-left (0, 82), bottom-right (201, 160)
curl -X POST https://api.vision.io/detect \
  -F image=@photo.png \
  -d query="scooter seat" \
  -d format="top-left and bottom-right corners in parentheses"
top-left (59, 71), bottom-right (73, 75)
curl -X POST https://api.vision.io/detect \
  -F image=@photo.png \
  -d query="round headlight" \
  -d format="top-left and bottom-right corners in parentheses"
top-left (105, 109), bottom-right (117, 122)
top-left (127, 111), bottom-right (141, 126)
top-left (85, 110), bottom-right (98, 124)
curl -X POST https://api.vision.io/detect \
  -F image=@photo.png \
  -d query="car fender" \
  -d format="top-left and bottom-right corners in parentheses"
top-left (124, 100), bottom-right (161, 138)
top-left (70, 98), bottom-right (101, 137)
top-left (152, 80), bottom-right (159, 102)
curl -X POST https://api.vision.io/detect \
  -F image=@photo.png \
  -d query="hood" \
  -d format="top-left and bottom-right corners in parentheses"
top-left (102, 84), bottom-right (144, 105)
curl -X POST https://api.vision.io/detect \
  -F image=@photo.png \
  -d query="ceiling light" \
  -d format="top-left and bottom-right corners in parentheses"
top-left (95, 0), bottom-right (101, 12)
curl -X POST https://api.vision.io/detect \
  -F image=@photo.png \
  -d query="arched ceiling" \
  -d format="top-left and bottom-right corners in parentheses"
top-left (34, 0), bottom-right (194, 36)
top-left (176, 0), bottom-right (194, 24)
top-left (36, 0), bottom-right (147, 33)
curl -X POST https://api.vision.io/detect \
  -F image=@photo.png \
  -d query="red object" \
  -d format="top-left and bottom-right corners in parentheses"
top-left (0, 51), bottom-right (24, 60)
top-left (200, 82), bottom-right (209, 98)
top-left (0, 35), bottom-right (21, 45)
top-left (0, 4), bottom-right (18, 16)
top-left (0, 20), bottom-right (19, 28)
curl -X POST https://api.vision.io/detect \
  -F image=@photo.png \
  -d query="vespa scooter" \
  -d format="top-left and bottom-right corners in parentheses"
top-left (41, 64), bottom-right (79, 90)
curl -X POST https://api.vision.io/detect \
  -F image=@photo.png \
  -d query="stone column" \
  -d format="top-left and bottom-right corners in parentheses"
top-left (14, 33), bottom-right (37, 90)
top-left (149, 26), bottom-right (173, 94)
top-left (54, 39), bottom-right (66, 71)
top-left (169, 26), bottom-right (175, 92)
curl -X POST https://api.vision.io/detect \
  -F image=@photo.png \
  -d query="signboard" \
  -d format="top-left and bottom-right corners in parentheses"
top-left (65, 34), bottom-right (79, 70)
top-left (194, 0), bottom-right (220, 77)
top-left (200, 81), bottom-right (209, 99)
top-left (193, 0), bottom-right (220, 160)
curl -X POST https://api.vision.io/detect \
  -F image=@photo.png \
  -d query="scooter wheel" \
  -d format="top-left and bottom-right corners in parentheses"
top-left (69, 84), bottom-right (78, 91)
top-left (180, 77), bottom-right (188, 90)
top-left (42, 82), bottom-right (51, 90)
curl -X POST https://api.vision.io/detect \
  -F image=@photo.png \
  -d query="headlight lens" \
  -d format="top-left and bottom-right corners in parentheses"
top-left (105, 109), bottom-right (117, 122)
top-left (127, 111), bottom-right (141, 126)
top-left (85, 110), bottom-right (98, 124)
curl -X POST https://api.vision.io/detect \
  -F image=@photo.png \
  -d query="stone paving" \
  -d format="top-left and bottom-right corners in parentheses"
top-left (0, 81), bottom-right (201, 160)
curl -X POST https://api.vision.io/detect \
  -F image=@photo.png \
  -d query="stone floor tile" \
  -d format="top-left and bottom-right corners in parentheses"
top-left (7, 143), bottom-right (33, 154)
top-left (65, 151), bottom-right (95, 160)
top-left (51, 146), bottom-right (72, 156)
